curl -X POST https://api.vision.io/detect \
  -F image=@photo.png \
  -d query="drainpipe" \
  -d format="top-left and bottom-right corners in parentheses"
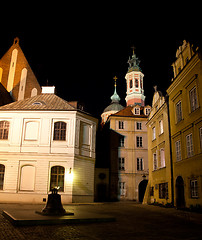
top-left (165, 94), bottom-right (174, 206)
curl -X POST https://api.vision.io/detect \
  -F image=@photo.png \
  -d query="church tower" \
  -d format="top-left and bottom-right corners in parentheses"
top-left (125, 49), bottom-right (145, 106)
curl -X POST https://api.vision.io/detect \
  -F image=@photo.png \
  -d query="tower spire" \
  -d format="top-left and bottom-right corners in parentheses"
top-left (111, 76), bottom-right (120, 103)
top-left (125, 50), bottom-right (145, 106)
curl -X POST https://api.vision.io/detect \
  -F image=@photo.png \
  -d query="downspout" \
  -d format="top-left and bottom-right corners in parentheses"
top-left (165, 94), bottom-right (174, 206)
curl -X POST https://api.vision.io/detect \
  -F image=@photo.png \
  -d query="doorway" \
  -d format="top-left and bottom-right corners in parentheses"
top-left (176, 176), bottom-right (185, 208)
top-left (138, 180), bottom-right (148, 203)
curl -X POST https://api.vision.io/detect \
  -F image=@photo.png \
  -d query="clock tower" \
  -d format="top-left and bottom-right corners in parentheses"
top-left (125, 49), bottom-right (145, 106)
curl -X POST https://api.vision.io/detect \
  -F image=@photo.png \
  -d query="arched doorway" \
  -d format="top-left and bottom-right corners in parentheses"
top-left (176, 176), bottom-right (185, 208)
top-left (138, 180), bottom-right (148, 203)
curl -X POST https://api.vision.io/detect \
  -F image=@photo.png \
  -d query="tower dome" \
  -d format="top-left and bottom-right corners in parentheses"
top-left (101, 77), bottom-right (124, 124)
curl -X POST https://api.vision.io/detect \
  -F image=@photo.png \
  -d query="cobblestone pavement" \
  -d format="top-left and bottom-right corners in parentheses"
top-left (0, 202), bottom-right (202, 240)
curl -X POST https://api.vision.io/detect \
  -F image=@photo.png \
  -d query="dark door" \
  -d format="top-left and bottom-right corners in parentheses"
top-left (138, 180), bottom-right (148, 203)
top-left (176, 176), bottom-right (185, 208)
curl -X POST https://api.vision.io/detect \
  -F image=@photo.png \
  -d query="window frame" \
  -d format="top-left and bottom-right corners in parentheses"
top-left (137, 158), bottom-right (144, 171)
top-left (53, 121), bottom-right (67, 141)
top-left (189, 86), bottom-right (198, 112)
top-left (0, 164), bottom-right (5, 190)
top-left (0, 120), bottom-right (10, 140)
top-left (175, 140), bottom-right (182, 161)
top-left (119, 157), bottom-right (125, 171)
top-left (153, 152), bottom-right (157, 170)
top-left (176, 100), bottom-right (182, 123)
top-left (136, 136), bottom-right (143, 148)
top-left (186, 133), bottom-right (194, 158)
top-left (190, 179), bottom-right (198, 198)
top-left (50, 166), bottom-right (65, 192)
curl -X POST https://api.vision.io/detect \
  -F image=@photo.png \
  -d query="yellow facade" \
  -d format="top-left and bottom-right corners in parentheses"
top-left (144, 90), bottom-right (173, 205)
top-left (167, 41), bottom-right (202, 208)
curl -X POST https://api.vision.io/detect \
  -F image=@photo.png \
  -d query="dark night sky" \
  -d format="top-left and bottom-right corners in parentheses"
top-left (0, 4), bottom-right (201, 119)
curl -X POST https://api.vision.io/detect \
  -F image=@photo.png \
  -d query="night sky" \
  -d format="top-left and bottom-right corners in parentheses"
top-left (0, 4), bottom-right (201, 120)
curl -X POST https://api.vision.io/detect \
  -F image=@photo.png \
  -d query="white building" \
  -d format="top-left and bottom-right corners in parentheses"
top-left (0, 87), bottom-right (97, 203)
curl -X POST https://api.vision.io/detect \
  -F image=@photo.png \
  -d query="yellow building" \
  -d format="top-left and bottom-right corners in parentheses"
top-left (167, 40), bottom-right (202, 209)
top-left (144, 87), bottom-right (173, 205)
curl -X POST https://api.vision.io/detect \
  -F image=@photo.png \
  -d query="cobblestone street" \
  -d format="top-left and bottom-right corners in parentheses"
top-left (0, 202), bottom-right (202, 240)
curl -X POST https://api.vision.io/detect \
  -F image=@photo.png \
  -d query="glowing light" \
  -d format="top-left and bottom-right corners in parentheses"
top-left (65, 168), bottom-right (74, 183)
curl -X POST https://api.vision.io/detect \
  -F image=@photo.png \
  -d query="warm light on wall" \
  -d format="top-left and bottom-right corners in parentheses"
top-left (65, 168), bottom-right (74, 183)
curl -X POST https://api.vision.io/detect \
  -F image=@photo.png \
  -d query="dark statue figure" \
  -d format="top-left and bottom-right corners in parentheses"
top-left (36, 187), bottom-right (74, 216)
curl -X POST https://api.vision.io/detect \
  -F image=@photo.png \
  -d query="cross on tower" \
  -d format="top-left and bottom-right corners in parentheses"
top-left (113, 76), bottom-right (118, 87)
top-left (131, 46), bottom-right (136, 55)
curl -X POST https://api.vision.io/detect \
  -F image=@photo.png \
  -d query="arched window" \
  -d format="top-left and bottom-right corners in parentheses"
top-left (130, 79), bottom-right (133, 88)
top-left (0, 164), bottom-right (5, 190)
top-left (135, 79), bottom-right (139, 88)
top-left (53, 121), bottom-right (66, 141)
top-left (0, 121), bottom-right (10, 140)
top-left (20, 165), bottom-right (35, 191)
top-left (50, 166), bottom-right (65, 192)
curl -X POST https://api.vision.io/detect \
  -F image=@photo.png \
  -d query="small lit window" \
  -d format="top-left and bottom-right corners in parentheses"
top-left (50, 166), bottom-right (65, 192)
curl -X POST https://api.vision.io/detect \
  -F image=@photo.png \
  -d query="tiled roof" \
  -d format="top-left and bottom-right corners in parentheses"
top-left (0, 94), bottom-right (76, 111)
top-left (110, 106), bottom-right (147, 118)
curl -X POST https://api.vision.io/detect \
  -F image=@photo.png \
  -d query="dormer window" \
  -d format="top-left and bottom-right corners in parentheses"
top-left (134, 108), bottom-right (140, 115)
top-left (145, 108), bottom-right (151, 116)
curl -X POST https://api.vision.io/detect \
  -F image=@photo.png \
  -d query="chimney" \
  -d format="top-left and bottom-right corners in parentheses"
top-left (42, 86), bottom-right (55, 94)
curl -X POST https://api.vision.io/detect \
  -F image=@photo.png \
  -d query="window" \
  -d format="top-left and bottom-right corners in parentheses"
top-left (119, 136), bottom-right (125, 147)
top-left (0, 164), bottom-right (5, 190)
top-left (130, 79), bottom-right (133, 88)
top-left (136, 136), bottom-right (143, 147)
top-left (136, 122), bottom-right (142, 130)
top-left (119, 158), bottom-right (125, 170)
top-left (119, 121), bottom-right (124, 129)
top-left (159, 120), bottom-right (163, 135)
top-left (152, 127), bottom-right (156, 140)
top-left (50, 166), bottom-right (65, 192)
top-left (119, 182), bottom-right (126, 196)
top-left (153, 152), bottom-right (157, 170)
top-left (160, 148), bottom-right (165, 168)
top-left (0, 121), bottom-right (10, 140)
top-left (186, 133), bottom-right (194, 158)
top-left (175, 140), bottom-right (181, 161)
top-left (134, 108), bottom-right (140, 115)
top-left (190, 180), bottom-right (198, 198)
top-left (176, 101), bottom-right (182, 123)
top-left (137, 158), bottom-right (143, 171)
top-left (145, 108), bottom-right (151, 116)
top-left (53, 121), bottom-right (66, 141)
top-left (159, 183), bottom-right (168, 199)
top-left (20, 165), bottom-right (35, 191)
top-left (82, 124), bottom-right (90, 145)
top-left (135, 79), bottom-right (139, 88)
top-left (189, 87), bottom-right (198, 112)
top-left (200, 128), bottom-right (202, 152)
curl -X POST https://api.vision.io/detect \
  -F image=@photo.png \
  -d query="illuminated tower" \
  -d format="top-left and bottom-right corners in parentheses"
top-left (125, 48), bottom-right (145, 106)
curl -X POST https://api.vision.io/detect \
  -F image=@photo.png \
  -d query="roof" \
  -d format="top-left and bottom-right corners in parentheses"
top-left (110, 106), bottom-right (148, 118)
top-left (0, 94), bottom-right (76, 111)
top-left (103, 102), bottom-right (124, 113)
